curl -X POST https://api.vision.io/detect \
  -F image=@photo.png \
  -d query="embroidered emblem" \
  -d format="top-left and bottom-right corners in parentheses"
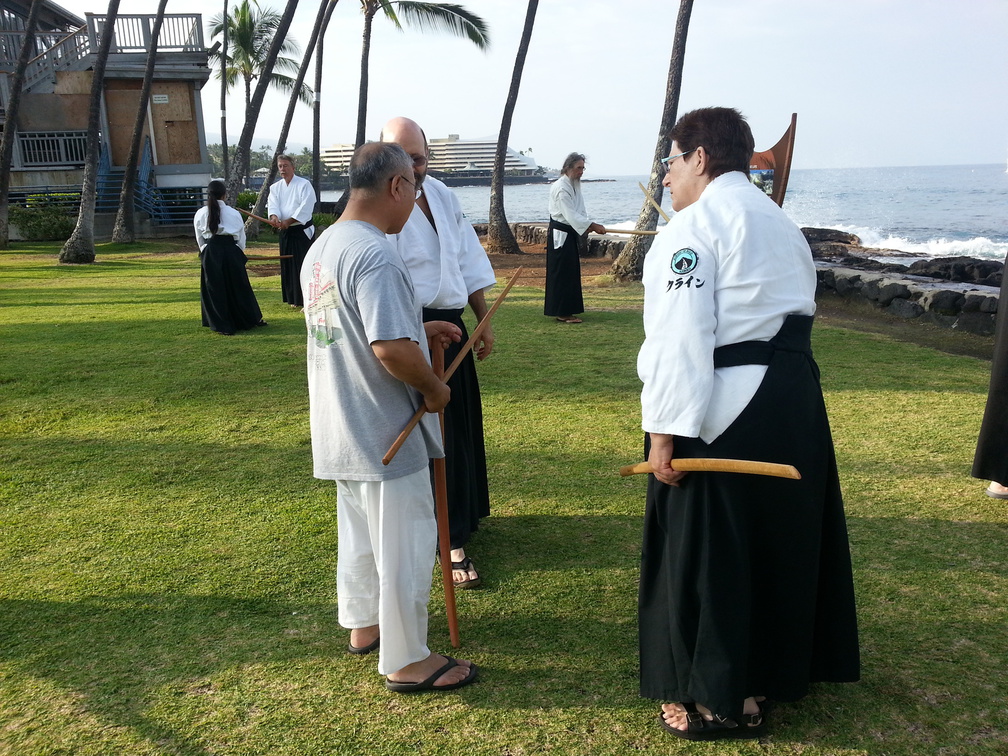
top-left (671, 248), bottom-right (698, 275)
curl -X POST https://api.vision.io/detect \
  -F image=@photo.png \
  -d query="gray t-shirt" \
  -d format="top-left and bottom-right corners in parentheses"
top-left (302, 220), bottom-right (443, 481)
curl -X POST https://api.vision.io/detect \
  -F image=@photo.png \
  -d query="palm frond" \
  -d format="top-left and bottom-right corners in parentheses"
top-left (391, 1), bottom-right (489, 49)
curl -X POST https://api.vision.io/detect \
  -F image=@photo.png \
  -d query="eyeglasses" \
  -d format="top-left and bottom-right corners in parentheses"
top-left (395, 174), bottom-right (422, 199)
top-left (411, 154), bottom-right (428, 167)
top-left (660, 148), bottom-right (696, 171)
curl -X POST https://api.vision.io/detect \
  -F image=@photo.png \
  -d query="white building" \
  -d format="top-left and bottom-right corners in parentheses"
top-left (321, 134), bottom-right (539, 177)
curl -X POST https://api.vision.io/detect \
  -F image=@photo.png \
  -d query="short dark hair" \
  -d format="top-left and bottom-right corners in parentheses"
top-left (349, 142), bottom-right (412, 196)
top-left (668, 107), bottom-right (754, 179)
top-left (561, 152), bottom-right (586, 175)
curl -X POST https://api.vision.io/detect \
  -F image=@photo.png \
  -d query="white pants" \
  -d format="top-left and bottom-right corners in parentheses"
top-left (335, 468), bottom-right (437, 676)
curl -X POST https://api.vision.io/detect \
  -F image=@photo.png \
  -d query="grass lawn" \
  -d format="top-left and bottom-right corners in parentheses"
top-left (1, 240), bottom-right (1006, 755)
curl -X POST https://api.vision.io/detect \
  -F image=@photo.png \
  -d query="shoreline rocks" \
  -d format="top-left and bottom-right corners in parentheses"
top-left (475, 223), bottom-right (1003, 335)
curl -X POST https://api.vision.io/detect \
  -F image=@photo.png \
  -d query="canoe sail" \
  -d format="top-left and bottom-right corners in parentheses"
top-left (749, 113), bottom-right (797, 207)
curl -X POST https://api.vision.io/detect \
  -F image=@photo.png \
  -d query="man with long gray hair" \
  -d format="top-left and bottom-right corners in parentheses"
top-left (301, 142), bottom-right (477, 692)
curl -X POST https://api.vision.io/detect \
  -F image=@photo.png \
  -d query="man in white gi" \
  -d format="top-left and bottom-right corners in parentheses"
top-left (301, 141), bottom-right (477, 692)
top-left (545, 153), bottom-right (605, 323)
top-left (380, 116), bottom-right (496, 589)
top-left (268, 154), bottom-right (315, 308)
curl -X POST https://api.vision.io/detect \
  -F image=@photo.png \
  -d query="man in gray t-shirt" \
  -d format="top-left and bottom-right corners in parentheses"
top-left (301, 142), bottom-right (477, 693)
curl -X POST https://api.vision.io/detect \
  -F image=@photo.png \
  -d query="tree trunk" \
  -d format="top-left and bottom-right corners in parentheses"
top-left (0, 0), bottom-right (43, 249)
top-left (221, 0), bottom-right (229, 183)
top-left (248, 0), bottom-right (334, 234)
top-left (112, 0), bottom-right (168, 244)
top-left (609, 0), bottom-right (693, 282)
top-left (354, 2), bottom-right (376, 147)
top-left (60, 0), bottom-right (122, 264)
top-left (486, 0), bottom-right (537, 255)
top-left (312, 0), bottom-right (337, 201)
top-left (225, 0), bottom-right (300, 202)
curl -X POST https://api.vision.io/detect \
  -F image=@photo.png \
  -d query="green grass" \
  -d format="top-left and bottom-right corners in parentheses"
top-left (1, 240), bottom-right (1006, 755)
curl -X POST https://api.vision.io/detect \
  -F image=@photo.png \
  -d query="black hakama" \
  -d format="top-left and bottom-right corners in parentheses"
top-left (544, 219), bottom-right (584, 317)
top-left (639, 316), bottom-right (860, 723)
top-left (279, 222), bottom-right (314, 307)
top-left (200, 235), bottom-right (264, 335)
top-left (423, 307), bottom-right (491, 549)
top-left (972, 258), bottom-right (1008, 484)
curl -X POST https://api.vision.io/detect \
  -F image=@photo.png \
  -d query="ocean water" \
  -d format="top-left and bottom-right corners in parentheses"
top-left (353, 164), bottom-right (1007, 262)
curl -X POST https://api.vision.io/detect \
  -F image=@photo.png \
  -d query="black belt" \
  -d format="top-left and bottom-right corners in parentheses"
top-left (548, 219), bottom-right (576, 235)
top-left (423, 307), bottom-right (465, 321)
top-left (712, 314), bottom-right (814, 368)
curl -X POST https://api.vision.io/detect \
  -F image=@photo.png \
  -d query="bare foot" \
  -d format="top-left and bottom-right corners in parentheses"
top-left (660, 702), bottom-right (691, 732)
top-left (450, 548), bottom-right (479, 585)
top-left (386, 653), bottom-right (474, 687)
top-left (349, 625), bottom-right (379, 650)
top-left (987, 481), bottom-right (1008, 498)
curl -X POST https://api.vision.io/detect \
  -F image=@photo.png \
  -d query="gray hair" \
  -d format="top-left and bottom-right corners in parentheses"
top-left (561, 152), bottom-right (586, 175)
top-left (349, 142), bottom-right (412, 196)
top-left (276, 154), bottom-right (296, 167)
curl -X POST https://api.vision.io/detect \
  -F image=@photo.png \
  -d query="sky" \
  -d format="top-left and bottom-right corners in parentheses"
top-left (55, 0), bottom-right (1008, 175)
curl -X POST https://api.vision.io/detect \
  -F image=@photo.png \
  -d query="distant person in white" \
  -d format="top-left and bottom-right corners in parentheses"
top-left (380, 116), bottom-right (496, 590)
top-left (268, 154), bottom-right (315, 307)
top-left (193, 179), bottom-right (265, 335)
top-left (545, 152), bottom-right (605, 323)
top-left (300, 142), bottom-right (477, 693)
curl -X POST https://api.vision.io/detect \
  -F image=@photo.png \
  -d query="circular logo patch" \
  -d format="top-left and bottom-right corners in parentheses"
top-left (671, 248), bottom-right (698, 275)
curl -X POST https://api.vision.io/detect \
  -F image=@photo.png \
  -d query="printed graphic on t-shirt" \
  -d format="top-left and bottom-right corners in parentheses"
top-left (305, 260), bottom-right (342, 347)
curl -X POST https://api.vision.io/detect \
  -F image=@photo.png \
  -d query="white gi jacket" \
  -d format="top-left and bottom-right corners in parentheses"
top-left (267, 174), bottom-right (315, 240)
top-left (548, 174), bottom-right (591, 249)
top-left (387, 176), bottom-right (495, 309)
top-left (638, 171), bottom-right (817, 443)
top-left (194, 200), bottom-right (247, 251)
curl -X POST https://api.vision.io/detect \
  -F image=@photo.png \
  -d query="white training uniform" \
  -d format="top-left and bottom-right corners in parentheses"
top-left (387, 176), bottom-right (495, 308)
top-left (193, 201), bottom-right (246, 251)
top-left (548, 174), bottom-right (591, 249)
top-left (637, 171), bottom-right (817, 444)
top-left (267, 174), bottom-right (315, 240)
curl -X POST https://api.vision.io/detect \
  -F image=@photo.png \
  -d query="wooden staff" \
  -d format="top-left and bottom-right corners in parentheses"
top-left (619, 458), bottom-right (801, 479)
top-left (604, 228), bottom-right (659, 236)
top-left (246, 254), bottom-right (293, 260)
top-left (237, 207), bottom-right (274, 225)
top-left (431, 344), bottom-right (460, 648)
top-left (382, 266), bottom-right (525, 466)
top-left (638, 181), bottom-right (671, 222)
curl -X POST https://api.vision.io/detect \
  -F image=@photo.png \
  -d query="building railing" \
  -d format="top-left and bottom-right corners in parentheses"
top-left (18, 130), bottom-right (88, 166)
top-left (22, 14), bottom-right (204, 90)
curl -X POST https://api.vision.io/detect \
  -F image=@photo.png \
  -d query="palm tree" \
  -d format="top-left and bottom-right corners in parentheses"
top-left (609, 0), bottom-right (694, 282)
top-left (313, 0), bottom-right (339, 195)
top-left (220, 0), bottom-right (229, 182)
top-left (224, 0), bottom-right (301, 202)
top-left (485, 0), bottom-right (537, 255)
top-left (353, 1), bottom-right (489, 146)
top-left (208, 0), bottom-right (312, 183)
top-left (112, 0), bottom-right (169, 244)
top-left (59, 0), bottom-right (122, 264)
top-left (0, 0), bottom-right (43, 249)
top-left (247, 0), bottom-right (338, 234)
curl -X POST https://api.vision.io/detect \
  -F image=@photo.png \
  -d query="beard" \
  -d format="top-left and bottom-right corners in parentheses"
top-left (413, 168), bottom-right (427, 192)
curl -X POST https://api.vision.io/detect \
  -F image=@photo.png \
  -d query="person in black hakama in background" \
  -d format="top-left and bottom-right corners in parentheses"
top-left (194, 180), bottom-right (267, 336)
top-left (545, 153), bottom-right (605, 324)
top-left (267, 154), bottom-right (316, 308)
top-left (380, 117), bottom-right (497, 589)
top-left (636, 107), bottom-right (859, 741)
top-left (972, 260), bottom-right (1008, 499)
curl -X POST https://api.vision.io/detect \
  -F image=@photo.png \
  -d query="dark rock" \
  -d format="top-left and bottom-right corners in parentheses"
top-left (887, 298), bottom-right (924, 319)
top-left (833, 273), bottom-right (862, 297)
top-left (923, 289), bottom-right (965, 315)
top-left (877, 281), bottom-right (911, 306)
top-left (906, 256), bottom-right (1003, 285)
top-left (954, 311), bottom-right (997, 336)
top-left (802, 227), bottom-right (862, 245)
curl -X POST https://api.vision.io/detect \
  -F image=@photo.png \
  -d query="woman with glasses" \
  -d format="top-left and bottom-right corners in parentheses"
top-left (636, 107), bottom-right (859, 740)
top-left (194, 180), bottom-right (267, 336)
top-left (545, 152), bottom-right (606, 324)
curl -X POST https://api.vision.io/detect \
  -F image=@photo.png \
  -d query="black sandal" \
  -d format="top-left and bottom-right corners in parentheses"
top-left (658, 701), bottom-right (766, 741)
top-left (451, 556), bottom-right (482, 589)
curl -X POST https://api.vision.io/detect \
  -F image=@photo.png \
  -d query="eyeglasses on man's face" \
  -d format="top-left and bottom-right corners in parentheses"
top-left (411, 154), bottom-right (428, 168)
top-left (661, 147), bottom-right (696, 171)
top-left (395, 174), bottom-right (422, 199)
